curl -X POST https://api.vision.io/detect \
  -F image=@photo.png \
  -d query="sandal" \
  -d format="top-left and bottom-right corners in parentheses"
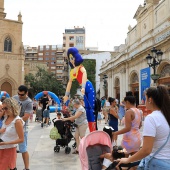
top-left (72, 150), bottom-right (79, 154)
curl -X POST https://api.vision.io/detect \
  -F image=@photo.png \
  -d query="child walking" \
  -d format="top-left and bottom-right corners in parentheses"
top-left (97, 110), bottom-right (102, 124)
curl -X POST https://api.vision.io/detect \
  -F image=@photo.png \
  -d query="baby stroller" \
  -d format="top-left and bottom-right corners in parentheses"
top-left (79, 131), bottom-right (140, 170)
top-left (52, 119), bottom-right (73, 154)
top-left (79, 131), bottom-right (112, 170)
top-left (35, 109), bottom-right (42, 122)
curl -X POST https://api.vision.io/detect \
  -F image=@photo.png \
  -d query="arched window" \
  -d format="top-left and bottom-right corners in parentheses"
top-left (160, 64), bottom-right (170, 77)
top-left (4, 37), bottom-right (12, 52)
top-left (115, 78), bottom-right (120, 87)
top-left (131, 72), bottom-right (139, 84)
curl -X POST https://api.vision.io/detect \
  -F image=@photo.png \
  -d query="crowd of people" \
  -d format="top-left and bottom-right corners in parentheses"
top-left (0, 84), bottom-right (170, 170)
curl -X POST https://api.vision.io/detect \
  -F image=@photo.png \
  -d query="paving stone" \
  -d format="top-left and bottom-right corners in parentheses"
top-left (16, 112), bottom-right (143, 170)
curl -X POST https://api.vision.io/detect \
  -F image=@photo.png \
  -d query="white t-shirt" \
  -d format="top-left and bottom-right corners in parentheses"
top-left (143, 110), bottom-right (170, 159)
top-left (0, 116), bottom-right (25, 149)
top-left (75, 105), bottom-right (87, 126)
top-left (105, 101), bottom-right (110, 107)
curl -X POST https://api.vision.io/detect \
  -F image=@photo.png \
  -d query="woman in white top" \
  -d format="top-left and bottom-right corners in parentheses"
top-left (0, 98), bottom-right (24, 170)
top-left (117, 85), bottom-right (170, 169)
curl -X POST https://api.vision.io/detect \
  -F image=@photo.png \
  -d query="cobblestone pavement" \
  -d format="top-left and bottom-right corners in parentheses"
top-left (16, 113), bottom-right (143, 170)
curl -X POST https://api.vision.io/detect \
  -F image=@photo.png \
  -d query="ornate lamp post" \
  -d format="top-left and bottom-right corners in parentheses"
top-left (146, 47), bottom-right (163, 83)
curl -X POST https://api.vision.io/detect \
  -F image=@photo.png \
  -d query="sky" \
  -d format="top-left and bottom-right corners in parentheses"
top-left (4, 0), bottom-right (144, 51)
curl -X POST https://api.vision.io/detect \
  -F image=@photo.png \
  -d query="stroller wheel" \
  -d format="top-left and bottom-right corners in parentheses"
top-left (71, 126), bottom-right (75, 132)
top-left (72, 142), bottom-right (76, 149)
top-left (54, 146), bottom-right (57, 152)
top-left (65, 146), bottom-right (71, 154)
top-left (54, 146), bottom-right (60, 152)
top-left (56, 146), bottom-right (60, 152)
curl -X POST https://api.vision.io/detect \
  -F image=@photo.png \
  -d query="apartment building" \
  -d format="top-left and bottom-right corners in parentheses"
top-left (56, 46), bottom-right (64, 82)
top-left (24, 46), bottom-right (47, 76)
top-left (25, 46), bottom-right (38, 61)
top-left (37, 45), bottom-right (64, 81)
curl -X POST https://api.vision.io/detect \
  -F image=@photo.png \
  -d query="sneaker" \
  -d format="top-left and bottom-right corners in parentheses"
top-left (41, 123), bottom-right (43, 127)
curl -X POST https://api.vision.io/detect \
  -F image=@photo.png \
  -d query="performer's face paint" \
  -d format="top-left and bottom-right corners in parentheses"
top-left (69, 54), bottom-right (75, 68)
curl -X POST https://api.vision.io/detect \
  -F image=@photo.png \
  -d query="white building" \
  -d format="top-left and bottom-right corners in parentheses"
top-left (100, 0), bottom-right (170, 104)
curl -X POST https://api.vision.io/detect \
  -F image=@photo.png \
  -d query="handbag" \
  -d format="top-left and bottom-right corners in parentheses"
top-left (137, 131), bottom-right (170, 170)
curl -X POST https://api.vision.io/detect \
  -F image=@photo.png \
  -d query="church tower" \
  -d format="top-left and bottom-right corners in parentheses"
top-left (0, 0), bottom-right (6, 19)
top-left (0, 0), bottom-right (25, 96)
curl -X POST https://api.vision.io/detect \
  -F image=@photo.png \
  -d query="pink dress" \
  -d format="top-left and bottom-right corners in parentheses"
top-left (121, 108), bottom-right (142, 154)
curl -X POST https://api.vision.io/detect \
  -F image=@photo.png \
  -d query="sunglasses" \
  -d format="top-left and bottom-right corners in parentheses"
top-left (18, 93), bottom-right (25, 96)
top-left (2, 107), bottom-right (8, 111)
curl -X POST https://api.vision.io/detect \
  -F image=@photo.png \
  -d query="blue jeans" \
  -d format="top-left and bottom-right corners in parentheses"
top-left (138, 156), bottom-right (170, 170)
top-left (19, 131), bottom-right (28, 153)
top-left (148, 157), bottom-right (170, 170)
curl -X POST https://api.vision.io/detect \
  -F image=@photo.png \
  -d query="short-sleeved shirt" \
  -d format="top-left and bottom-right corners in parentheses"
top-left (13, 95), bottom-right (33, 127)
top-left (40, 97), bottom-right (49, 110)
top-left (75, 105), bottom-right (87, 126)
top-left (143, 110), bottom-right (170, 159)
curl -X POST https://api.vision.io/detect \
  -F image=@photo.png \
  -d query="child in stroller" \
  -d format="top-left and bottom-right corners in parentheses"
top-left (52, 114), bottom-right (73, 154)
top-left (79, 129), bottom-right (140, 170)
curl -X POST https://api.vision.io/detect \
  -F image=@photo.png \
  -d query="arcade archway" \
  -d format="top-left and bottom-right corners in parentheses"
top-left (130, 71), bottom-right (139, 105)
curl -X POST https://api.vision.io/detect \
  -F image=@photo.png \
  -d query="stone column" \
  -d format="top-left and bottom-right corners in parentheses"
top-left (120, 67), bottom-right (126, 101)
top-left (108, 72), bottom-right (112, 97)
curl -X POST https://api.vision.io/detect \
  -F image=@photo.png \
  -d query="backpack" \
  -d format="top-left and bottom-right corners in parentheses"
top-left (94, 98), bottom-right (101, 113)
top-left (49, 127), bottom-right (61, 140)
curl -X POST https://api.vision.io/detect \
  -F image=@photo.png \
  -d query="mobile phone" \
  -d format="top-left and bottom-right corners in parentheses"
top-left (0, 139), bottom-right (4, 142)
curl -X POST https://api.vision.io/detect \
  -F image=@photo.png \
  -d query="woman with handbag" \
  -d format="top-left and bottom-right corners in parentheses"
top-left (116, 85), bottom-right (170, 170)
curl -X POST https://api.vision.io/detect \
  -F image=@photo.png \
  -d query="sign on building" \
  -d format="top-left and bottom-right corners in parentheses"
top-left (140, 67), bottom-right (151, 103)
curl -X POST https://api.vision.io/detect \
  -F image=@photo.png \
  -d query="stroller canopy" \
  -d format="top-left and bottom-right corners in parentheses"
top-left (79, 131), bottom-right (112, 170)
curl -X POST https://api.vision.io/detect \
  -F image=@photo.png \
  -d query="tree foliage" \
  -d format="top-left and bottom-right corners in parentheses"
top-left (83, 59), bottom-right (96, 90)
top-left (25, 67), bottom-right (65, 97)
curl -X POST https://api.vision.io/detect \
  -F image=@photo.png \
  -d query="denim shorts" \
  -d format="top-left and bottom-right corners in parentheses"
top-left (19, 132), bottom-right (28, 153)
top-left (138, 156), bottom-right (170, 170)
top-left (148, 157), bottom-right (170, 170)
top-left (43, 110), bottom-right (50, 118)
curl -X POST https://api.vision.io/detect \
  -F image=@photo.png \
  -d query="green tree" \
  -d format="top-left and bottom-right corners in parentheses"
top-left (83, 59), bottom-right (96, 90)
top-left (25, 67), bottom-right (65, 97)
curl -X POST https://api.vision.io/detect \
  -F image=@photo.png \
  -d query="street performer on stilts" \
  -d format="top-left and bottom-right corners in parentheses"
top-left (63, 47), bottom-right (96, 132)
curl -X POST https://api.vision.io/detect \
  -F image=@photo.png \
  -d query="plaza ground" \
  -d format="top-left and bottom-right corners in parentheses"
top-left (16, 113), bottom-right (143, 170)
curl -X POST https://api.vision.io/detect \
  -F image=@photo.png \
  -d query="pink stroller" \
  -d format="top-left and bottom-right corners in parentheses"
top-left (79, 131), bottom-right (112, 170)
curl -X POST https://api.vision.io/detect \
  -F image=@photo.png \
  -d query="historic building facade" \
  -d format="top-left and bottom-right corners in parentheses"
top-left (100, 0), bottom-right (170, 103)
top-left (0, 0), bottom-right (24, 96)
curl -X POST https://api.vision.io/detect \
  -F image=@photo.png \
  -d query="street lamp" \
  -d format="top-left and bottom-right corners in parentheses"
top-left (146, 47), bottom-right (163, 83)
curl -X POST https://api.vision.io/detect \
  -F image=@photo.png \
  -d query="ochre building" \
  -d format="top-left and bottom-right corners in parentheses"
top-left (0, 0), bottom-right (24, 96)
